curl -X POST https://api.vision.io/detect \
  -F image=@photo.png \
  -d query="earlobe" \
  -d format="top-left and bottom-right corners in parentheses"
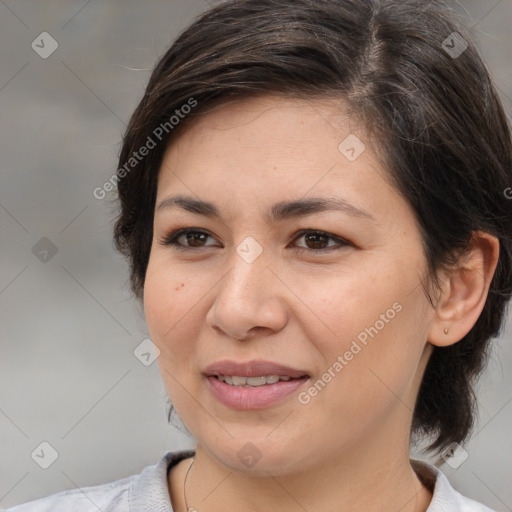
top-left (428, 231), bottom-right (499, 347)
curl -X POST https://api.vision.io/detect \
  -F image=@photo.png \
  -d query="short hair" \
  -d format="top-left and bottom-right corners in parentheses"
top-left (113, 0), bottom-right (512, 453)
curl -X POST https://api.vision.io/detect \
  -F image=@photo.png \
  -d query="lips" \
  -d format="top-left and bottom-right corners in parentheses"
top-left (204, 359), bottom-right (310, 379)
top-left (203, 360), bottom-right (311, 410)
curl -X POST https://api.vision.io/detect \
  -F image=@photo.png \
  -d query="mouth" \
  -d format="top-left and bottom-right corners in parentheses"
top-left (203, 360), bottom-right (311, 409)
top-left (211, 374), bottom-right (308, 387)
top-left (204, 359), bottom-right (310, 381)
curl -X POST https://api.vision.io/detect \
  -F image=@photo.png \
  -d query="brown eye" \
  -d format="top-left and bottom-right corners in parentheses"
top-left (300, 232), bottom-right (330, 249)
top-left (159, 227), bottom-right (351, 255)
top-left (160, 228), bottom-right (219, 251)
top-left (181, 231), bottom-right (209, 247)
top-left (292, 230), bottom-right (351, 253)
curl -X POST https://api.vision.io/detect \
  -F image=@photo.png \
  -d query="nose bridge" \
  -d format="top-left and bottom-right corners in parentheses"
top-left (207, 234), bottom-right (287, 339)
top-left (225, 234), bottom-right (269, 297)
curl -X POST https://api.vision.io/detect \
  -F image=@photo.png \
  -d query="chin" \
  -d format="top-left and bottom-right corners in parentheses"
top-left (202, 437), bottom-right (310, 477)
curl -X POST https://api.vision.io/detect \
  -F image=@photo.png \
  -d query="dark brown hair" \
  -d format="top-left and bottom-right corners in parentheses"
top-left (113, 0), bottom-right (512, 453)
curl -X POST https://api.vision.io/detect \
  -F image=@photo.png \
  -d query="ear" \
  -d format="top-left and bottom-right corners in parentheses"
top-left (428, 231), bottom-right (499, 347)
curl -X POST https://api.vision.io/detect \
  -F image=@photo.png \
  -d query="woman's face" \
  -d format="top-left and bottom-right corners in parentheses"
top-left (144, 95), bottom-right (435, 474)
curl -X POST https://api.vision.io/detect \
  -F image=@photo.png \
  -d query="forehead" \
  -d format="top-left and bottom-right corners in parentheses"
top-left (158, 95), bottom-right (377, 186)
top-left (155, 94), bottom-right (409, 227)
top-left (169, 94), bottom-right (356, 147)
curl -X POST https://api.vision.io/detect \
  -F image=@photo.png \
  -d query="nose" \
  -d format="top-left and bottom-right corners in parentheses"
top-left (205, 243), bottom-right (288, 341)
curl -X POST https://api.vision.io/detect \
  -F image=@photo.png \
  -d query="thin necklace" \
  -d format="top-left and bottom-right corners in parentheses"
top-left (183, 457), bottom-right (196, 512)
top-left (183, 458), bottom-right (425, 512)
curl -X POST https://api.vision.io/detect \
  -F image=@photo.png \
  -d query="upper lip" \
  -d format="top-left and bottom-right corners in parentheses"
top-left (204, 360), bottom-right (310, 379)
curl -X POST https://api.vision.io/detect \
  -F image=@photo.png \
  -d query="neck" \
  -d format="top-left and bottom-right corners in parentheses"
top-left (175, 430), bottom-right (432, 512)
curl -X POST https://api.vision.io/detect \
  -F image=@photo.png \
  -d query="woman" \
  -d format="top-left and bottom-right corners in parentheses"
top-left (7, 0), bottom-right (511, 510)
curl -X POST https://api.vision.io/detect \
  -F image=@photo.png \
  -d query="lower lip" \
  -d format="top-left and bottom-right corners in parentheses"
top-left (206, 375), bottom-right (310, 410)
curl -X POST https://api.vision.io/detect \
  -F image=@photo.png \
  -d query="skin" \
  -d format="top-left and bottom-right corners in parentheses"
top-left (143, 95), bottom-right (499, 512)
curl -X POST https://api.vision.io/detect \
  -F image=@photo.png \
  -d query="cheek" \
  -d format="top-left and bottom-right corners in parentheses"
top-left (332, 292), bottom-right (427, 407)
top-left (303, 257), bottom-right (427, 389)
top-left (143, 264), bottom-right (167, 335)
top-left (143, 258), bottom-right (195, 353)
top-left (289, 263), bottom-right (397, 343)
top-left (143, 262), bottom-right (201, 403)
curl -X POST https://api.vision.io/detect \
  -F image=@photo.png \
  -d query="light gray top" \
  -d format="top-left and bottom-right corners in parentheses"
top-left (3, 450), bottom-right (496, 511)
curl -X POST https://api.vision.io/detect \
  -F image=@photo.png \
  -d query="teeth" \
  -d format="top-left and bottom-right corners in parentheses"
top-left (258, 375), bottom-right (279, 385)
top-left (216, 375), bottom-right (295, 387)
top-left (232, 375), bottom-right (249, 386)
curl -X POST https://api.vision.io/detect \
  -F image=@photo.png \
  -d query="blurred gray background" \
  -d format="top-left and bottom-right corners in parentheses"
top-left (0, 0), bottom-right (510, 509)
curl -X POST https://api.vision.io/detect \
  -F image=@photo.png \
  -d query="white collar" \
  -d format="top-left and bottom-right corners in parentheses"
top-left (128, 451), bottom-right (496, 512)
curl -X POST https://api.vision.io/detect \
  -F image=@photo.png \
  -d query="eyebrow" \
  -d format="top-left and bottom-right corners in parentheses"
top-left (156, 194), bottom-right (375, 223)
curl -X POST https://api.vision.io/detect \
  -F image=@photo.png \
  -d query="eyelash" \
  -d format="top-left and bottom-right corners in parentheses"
top-left (158, 228), bottom-right (352, 254)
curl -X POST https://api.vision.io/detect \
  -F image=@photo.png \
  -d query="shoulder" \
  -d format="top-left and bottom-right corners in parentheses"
top-left (411, 459), bottom-right (497, 512)
top-left (2, 450), bottom-right (196, 512)
top-left (2, 476), bottom-right (133, 512)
